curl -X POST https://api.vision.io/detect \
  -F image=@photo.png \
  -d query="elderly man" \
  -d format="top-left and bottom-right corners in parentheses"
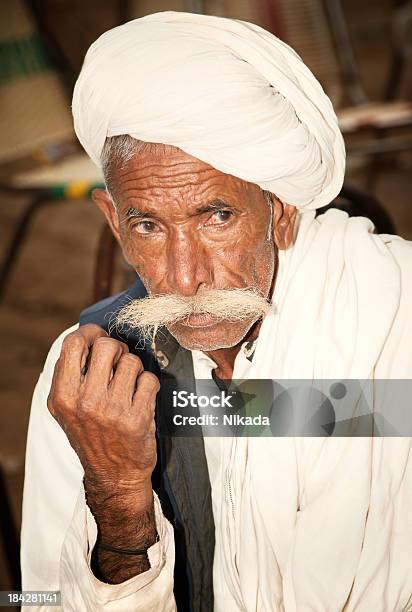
top-left (21, 11), bottom-right (412, 612)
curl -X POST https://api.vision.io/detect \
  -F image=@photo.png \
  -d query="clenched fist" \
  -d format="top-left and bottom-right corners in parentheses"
top-left (47, 324), bottom-right (160, 582)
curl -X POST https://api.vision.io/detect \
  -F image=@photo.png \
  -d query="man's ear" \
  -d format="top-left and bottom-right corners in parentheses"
top-left (92, 188), bottom-right (121, 242)
top-left (270, 195), bottom-right (298, 250)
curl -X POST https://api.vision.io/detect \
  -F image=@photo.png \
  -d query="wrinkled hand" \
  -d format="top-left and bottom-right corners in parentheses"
top-left (47, 324), bottom-right (160, 510)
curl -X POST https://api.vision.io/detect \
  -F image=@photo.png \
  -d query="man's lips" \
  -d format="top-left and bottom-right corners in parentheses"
top-left (182, 313), bottom-right (221, 328)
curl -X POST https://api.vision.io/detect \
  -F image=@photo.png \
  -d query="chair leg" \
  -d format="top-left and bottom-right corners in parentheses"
top-left (0, 196), bottom-right (50, 300)
top-left (0, 467), bottom-right (21, 590)
top-left (93, 223), bottom-right (118, 302)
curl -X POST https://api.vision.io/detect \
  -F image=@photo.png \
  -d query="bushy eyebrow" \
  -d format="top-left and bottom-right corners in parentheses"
top-left (120, 207), bottom-right (160, 227)
top-left (194, 199), bottom-right (235, 214)
top-left (120, 199), bottom-right (235, 226)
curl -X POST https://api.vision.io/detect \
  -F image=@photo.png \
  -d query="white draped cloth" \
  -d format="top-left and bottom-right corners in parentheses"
top-left (210, 209), bottom-right (412, 611)
top-left (21, 209), bottom-right (412, 611)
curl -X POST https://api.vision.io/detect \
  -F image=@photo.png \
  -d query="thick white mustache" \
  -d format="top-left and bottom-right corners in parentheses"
top-left (113, 288), bottom-right (271, 341)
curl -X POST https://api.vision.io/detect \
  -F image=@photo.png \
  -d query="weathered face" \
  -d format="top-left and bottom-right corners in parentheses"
top-left (95, 146), bottom-right (296, 351)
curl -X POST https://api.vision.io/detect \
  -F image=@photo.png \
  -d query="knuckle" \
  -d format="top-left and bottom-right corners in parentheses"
top-left (48, 390), bottom-right (69, 411)
top-left (120, 353), bottom-right (143, 368)
top-left (94, 336), bottom-right (125, 353)
top-left (82, 323), bottom-right (106, 336)
top-left (78, 395), bottom-right (96, 412)
top-left (47, 389), bottom-right (76, 420)
top-left (139, 371), bottom-right (160, 392)
top-left (93, 336), bottom-right (114, 347)
top-left (62, 332), bottom-right (85, 352)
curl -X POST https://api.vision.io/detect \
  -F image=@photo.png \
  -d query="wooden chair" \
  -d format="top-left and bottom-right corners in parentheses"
top-left (0, 0), bottom-right (104, 300)
top-left (317, 183), bottom-right (396, 235)
top-left (261, 0), bottom-right (412, 159)
top-left (0, 459), bottom-right (22, 590)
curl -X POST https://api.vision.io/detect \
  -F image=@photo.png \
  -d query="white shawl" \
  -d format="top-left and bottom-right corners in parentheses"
top-left (216, 209), bottom-right (412, 611)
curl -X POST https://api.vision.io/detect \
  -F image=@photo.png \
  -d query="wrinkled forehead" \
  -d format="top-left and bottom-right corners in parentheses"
top-left (105, 141), bottom-right (265, 206)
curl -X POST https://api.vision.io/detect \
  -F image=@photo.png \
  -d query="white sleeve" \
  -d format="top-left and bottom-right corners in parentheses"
top-left (20, 325), bottom-right (176, 611)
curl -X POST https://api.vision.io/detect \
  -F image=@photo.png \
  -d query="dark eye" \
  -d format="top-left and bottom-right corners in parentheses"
top-left (134, 220), bottom-right (158, 235)
top-left (205, 210), bottom-right (233, 226)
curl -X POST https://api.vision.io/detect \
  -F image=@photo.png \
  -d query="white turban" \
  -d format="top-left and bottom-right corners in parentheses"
top-left (72, 11), bottom-right (345, 209)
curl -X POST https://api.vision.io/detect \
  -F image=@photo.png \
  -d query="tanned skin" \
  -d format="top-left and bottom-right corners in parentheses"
top-left (47, 146), bottom-right (296, 584)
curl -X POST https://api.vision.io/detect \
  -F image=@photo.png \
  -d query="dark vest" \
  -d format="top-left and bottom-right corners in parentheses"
top-left (80, 278), bottom-right (215, 612)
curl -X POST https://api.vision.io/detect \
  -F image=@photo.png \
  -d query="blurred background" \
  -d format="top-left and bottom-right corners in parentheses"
top-left (1, 0), bottom-right (411, 593)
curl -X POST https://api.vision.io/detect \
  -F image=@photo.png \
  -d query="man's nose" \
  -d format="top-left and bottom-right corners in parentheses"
top-left (166, 232), bottom-right (211, 296)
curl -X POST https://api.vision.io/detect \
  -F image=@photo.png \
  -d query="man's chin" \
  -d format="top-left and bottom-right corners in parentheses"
top-left (166, 318), bottom-right (256, 352)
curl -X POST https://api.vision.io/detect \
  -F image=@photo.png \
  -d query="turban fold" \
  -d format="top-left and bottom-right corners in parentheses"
top-left (72, 11), bottom-right (345, 209)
